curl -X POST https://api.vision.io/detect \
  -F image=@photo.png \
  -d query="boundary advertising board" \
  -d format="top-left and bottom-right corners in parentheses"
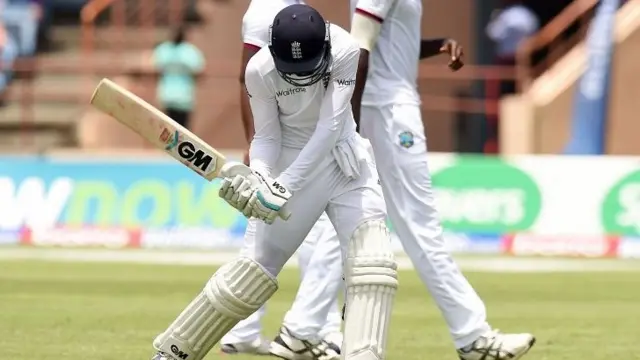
top-left (3, 153), bottom-right (639, 257)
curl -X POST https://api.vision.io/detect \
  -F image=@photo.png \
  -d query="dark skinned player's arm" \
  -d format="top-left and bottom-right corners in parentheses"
top-left (420, 38), bottom-right (447, 59)
top-left (240, 44), bottom-right (260, 144)
top-left (350, 10), bottom-right (383, 131)
top-left (351, 49), bottom-right (369, 132)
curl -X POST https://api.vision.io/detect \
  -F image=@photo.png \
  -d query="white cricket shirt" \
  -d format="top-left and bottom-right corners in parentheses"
top-left (242, 0), bottom-right (304, 50)
top-left (350, 0), bottom-right (422, 107)
top-left (244, 24), bottom-right (359, 192)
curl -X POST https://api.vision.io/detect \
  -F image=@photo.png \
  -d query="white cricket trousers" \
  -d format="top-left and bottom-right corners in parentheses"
top-left (223, 136), bottom-right (385, 342)
top-left (221, 213), bottom-right (343, 343)
top-left (360, 103), bottom-right (491, 348)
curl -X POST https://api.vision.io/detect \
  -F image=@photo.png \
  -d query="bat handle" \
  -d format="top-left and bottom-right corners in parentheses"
top-left (278, 205), bottom-right (292, 220)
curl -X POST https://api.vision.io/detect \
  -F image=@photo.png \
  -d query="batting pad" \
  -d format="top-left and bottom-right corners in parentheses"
top-left (343, 221), bottom-right (398, 360)
top-left (153, 257), bottom-right (278, 360)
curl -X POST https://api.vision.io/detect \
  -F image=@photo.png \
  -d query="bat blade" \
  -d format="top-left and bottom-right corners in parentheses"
top-left (90, 78), bottom-right (291, 221)
top-left (90, 78), bottom-right (225, 181)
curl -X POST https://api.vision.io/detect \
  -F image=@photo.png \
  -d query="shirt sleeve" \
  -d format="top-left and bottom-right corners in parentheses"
top-left (354, 0), bottom-right (397, 23)
top-left (242, 2), bottom-right (270, 50)
top-left (245, 56), bottom-right (281, 176)
top-left (278, 43), bottom-right (360, 193)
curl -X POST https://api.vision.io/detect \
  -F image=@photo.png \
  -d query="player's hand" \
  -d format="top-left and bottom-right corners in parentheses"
top-left (219, 162), bottom-right (291, 224)
top-left (219, 162), bottom-right (254, 211)
top-left (244, 172), bottom-right (292, 225)
top-left (440, 39), bottom-right (464, 71)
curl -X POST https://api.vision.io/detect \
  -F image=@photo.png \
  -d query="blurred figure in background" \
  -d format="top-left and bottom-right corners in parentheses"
top-left (486, 0), bottom-right (538, 95)
top-left (484, 0), bottom-right (538, 153)
top-left (0, 19), bottom-right (17, 107)
top-left (153, 25), bottom-right (205, 130)
top-left (0, 0), bottom-right (42, 57)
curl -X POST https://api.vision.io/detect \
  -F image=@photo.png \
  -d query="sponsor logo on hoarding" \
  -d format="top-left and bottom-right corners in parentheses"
top-left (21, 226), bottom-right (137, 248)
top-left (432, 158), bottom-right (542, 233)
top-left (0, 160), bottom-right (246, 230)
top-left (503, 234), bottom-right (619, 258)
top-left (602, 170), bottom-right (640, 236)
top-left (0, 177), bottom-right (73, 230)
top-left (140, 228), bottom-right (244, 249)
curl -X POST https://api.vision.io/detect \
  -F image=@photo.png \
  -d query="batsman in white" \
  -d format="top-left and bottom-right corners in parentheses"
top-left (151, 4), bottom-right (398, 360)
top-left (348, 0), bottom-right (536, 359)
top-left (220, 1), bottom-right (343, 358)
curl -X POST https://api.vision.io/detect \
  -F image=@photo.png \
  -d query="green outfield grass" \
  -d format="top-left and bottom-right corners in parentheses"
top-left (1, 260), bottom-right (639, 360)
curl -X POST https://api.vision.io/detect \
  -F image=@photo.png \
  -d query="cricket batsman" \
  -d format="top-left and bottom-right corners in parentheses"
top-left (150, 4), bottom-right (397, 360)
top-left (221, 0), bottom-right (343, 357)
top-left (348, 0), bottom-right (536, 359)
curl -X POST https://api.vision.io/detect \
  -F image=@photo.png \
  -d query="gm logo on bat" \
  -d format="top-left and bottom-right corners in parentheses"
top-left (163, 130), bottom-right (213, 172)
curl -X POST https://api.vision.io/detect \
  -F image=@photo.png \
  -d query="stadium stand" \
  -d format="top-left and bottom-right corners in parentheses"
top-left (1, 0), bottom-right (639, 154)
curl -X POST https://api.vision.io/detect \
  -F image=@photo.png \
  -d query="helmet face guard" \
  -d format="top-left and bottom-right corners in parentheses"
top-left (269, 21), bottom-right (332, 87)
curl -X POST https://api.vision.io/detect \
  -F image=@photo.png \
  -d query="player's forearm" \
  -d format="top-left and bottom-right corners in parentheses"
top-left (350, 11), bottom-right (380, 131)
top-left (351, 50), bottom-right (369, 131)
top-left (419, 38), bottom-right (447, 59)
top-left (247, 100), bottom-right (281, 176)
top-left (249, 137), bottom-right (280, 176)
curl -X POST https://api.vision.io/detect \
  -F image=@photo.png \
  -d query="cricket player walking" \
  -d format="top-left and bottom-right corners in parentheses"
top-left (150, 4), bottom-right (397, 360)
top-left (221, 1), bottom-right (343, 357)
top-left (348, 0), bottom-right (536, 359)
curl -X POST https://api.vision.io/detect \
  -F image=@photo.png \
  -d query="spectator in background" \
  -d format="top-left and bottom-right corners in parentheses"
top-left (486, 0), bottom-right (539, 95)
top-left (484, 0), bottom-right (538, 153)
top-left (0, 20), bottom-right (17, 107)
top-left (0, 0), bottom-right (42, 57)
top-left (153, 25), bottom-right (205, 130)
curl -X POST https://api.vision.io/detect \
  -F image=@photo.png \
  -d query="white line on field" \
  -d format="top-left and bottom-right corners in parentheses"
top-left (1, 248), bottom-right (640, 272)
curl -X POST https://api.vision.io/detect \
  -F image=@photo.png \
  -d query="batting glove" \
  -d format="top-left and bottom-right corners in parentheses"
top-left (219, 162), bottom-right (291, 224)
top-left (245, 171), bottom-right (292, 224)
top-left (219, 162), bottom-right (255, 213)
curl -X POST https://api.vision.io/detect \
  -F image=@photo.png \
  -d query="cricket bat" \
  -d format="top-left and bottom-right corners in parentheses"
top-left (90, 78), bottom-right (290, 220)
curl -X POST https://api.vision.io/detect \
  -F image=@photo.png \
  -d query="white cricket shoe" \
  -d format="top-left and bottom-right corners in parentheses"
top-left (457, 330), bottom-right (536, 360)
top-left (221, 336), bottom-right (272, 355)
top-left (270, 327), bottom-right (340, 360)
top-left (322, 332), bottom-right (342, 355)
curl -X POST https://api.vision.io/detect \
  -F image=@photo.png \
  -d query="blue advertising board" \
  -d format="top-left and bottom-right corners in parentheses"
top-left (0, 155), bottom-right (501, 253)
top-left (0, 156), bottom-right (246, 234)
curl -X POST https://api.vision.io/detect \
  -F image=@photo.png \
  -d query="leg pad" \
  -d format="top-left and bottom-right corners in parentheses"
top-left (153, 257), bottom-right (278, 360)
top-left (343, 221), bottom-right (398, 360)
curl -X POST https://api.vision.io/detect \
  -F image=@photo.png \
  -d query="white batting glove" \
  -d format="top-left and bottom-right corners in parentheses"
top-left (245, 172), bottom-right (292, 224)
top-left (218, 162), bottom-right (256, 215)
top-left (218, 162), bottom-right (292, 224)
